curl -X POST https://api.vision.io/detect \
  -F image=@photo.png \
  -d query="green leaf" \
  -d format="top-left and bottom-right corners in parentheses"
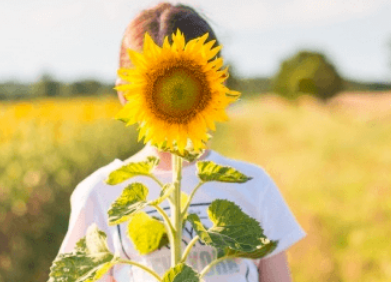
top-left (48, 226), bottom-right (116, 282)
top-left (208, 200), bottom-right (266, 251)
top-left (107, 182), bottom-right (149, 225)
top-left (75, 238), bottom-right (87, 253)
top-left (149, 184), bottom-right (175, 205)
top-left (187, 200), bottom-right (275, 259)
top-left (162, 263), bottom-right (200, 282)
top-left (49, 252), bottom-right (98, 282)
top-left (105, 156), bottom-right (159, 185)
top-left (186, 214), bottom-right (213, 245)
top-left (86, 224), bottom-right (111, 255)
top-left (222, 239), bottom-right (278, 259)
top-left (196, 161), bottom-right (252, 183)
top-left (76, 259), bottom-right (119, 282)
top-left (127, 212), bottom-right (169, 255)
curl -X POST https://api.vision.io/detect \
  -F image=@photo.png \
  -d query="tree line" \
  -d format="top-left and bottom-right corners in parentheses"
top-left (0, 74), bottom-right (115, 101)
top-left (1, 50), bottom-right (390, 101)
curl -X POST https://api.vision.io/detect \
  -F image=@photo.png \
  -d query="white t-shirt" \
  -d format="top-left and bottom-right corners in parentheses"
top-left (59, 146), bottom-right (306, 281)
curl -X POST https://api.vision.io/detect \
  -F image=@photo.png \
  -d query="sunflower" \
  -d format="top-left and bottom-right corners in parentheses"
top-left (115, 29), bottom-right (240, 153)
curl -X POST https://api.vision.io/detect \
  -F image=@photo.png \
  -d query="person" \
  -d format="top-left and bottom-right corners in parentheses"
top-left (58, 3), bottom-right (306, 281)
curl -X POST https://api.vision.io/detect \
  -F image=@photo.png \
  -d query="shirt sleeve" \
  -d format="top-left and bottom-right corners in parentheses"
top-left (255, 171), bottom-right (306, 262)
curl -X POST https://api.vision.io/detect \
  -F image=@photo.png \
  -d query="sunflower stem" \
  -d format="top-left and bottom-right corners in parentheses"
top-left (199, 256), bottom-right (235, 279)
top-left (151, 204), bottom-right (175, 241)
top-left (148, 174), bottom-right (164, 188)
top-left (180, 235), bottom-right (199, 263)
top-left (170, 154), bottom-right (183, 266)
top-left (181, 181), bottom-right (204, 219)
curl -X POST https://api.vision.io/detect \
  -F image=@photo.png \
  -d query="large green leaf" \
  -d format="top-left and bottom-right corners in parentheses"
top-left (107, 182), bottom-right (149, 225)
top-left (105, 156), bottom-right (159, 185)
top-left (127, 212), bottom-right (169, 255)
top-left (186, 214), bottom-right (213, 245)
top-left (187, 200), bottom-right (275, 259)
top-left (48, 225), bottom-right (117, 282)
top-left (49, 252), bottom-right (98, 282)
top-left (161, 263), bottom-right (200, 282)
top-left (196, 161), bottom-right (252, 183)
top-left (207, 200), bottom-right (266, 251)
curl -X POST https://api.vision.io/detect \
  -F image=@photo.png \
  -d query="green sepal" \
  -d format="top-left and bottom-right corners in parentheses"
top-left (107, 182), bottom-right (148, 225)
top-left (196, 161), bottom-right (252, 183)
top-left (127, 212), bottom-right (169, 255)
top-left (152, 138), bottom-right (210, 162)
top-left (48, 225), bottom-right (117, 282)
top-left (187, 200), bottom-right (276, 259)
top-left (161, 263), bottom-right (200, 282)
top-left (170, 148), bottom-right (204, 162)
top-left (105, 156), bottom-right (159, 185)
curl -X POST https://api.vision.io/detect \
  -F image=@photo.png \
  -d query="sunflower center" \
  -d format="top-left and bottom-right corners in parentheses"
top-left (151, 66), bottom-right (210, 123)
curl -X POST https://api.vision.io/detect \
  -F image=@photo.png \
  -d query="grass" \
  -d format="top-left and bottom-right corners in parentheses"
top-left (1, 92), bottom-right (391, 281)
top-left (212, 93), bottom-right (391, 281)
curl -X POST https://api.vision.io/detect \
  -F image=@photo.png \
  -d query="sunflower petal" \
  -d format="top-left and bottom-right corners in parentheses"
top-left (205, 45), bottom-right (222, 60)
top-left (127, 49), bottom-right (147, 69)
top-left (173, 29), bottom-right (185, 51)
top-left (163, 36), bottom-right (170, 50)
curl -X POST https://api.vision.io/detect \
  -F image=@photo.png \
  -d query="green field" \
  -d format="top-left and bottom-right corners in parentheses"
top-left (1, 93), bottom-right (391, 281)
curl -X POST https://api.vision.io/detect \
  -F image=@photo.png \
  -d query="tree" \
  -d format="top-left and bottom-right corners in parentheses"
top-left (31, 74), bottom-right (60, 97)
top-left (272, 51), bottom-right (343, 100)
top-left (71, 80), bottom-right (102, 95)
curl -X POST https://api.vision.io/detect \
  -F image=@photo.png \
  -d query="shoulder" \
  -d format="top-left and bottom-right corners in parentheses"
top-left (70, 159), bottom-right (123, 207)
top-left (209, 150), bottom-right (274, 185)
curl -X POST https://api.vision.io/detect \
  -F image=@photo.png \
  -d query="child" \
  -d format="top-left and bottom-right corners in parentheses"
top-left (58, 3), bottom-right (306, 281)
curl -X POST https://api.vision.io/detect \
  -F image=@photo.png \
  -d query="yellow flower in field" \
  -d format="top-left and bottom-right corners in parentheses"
top-left (115, 29), bottom-right (240, 153)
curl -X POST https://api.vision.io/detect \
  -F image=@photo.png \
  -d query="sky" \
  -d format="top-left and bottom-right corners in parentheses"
top-left (1, 0), bottom-right (391, 83)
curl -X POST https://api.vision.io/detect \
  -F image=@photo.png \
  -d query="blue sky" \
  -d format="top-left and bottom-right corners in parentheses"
top-left (1, 0), bottom-right (390, 83)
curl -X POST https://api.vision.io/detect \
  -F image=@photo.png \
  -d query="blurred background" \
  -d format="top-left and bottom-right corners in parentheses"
top-left (1, 0), bottom-right (391, 281)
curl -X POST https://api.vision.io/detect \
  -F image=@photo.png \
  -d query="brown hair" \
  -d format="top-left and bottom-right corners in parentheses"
top-left (119, 3), bottom-right (220, 68)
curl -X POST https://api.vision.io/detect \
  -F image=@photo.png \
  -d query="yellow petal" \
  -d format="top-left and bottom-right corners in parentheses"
top-left (184, 37), bottom-right (198, 52)
top-left (163, 36), bottom-right (170, 50)
top-left (205, 46), bottom-right (222, 60)
top-left (202, 40), bottom-right (216, 52)
top-left (173, 29), bottom-right (185, 51)
top-left (127, 49), bottom-right (147, 69)
top-left (192, 33), bottom-right (209, 53)
top-left (114, 83), bottom-right (144, 91)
